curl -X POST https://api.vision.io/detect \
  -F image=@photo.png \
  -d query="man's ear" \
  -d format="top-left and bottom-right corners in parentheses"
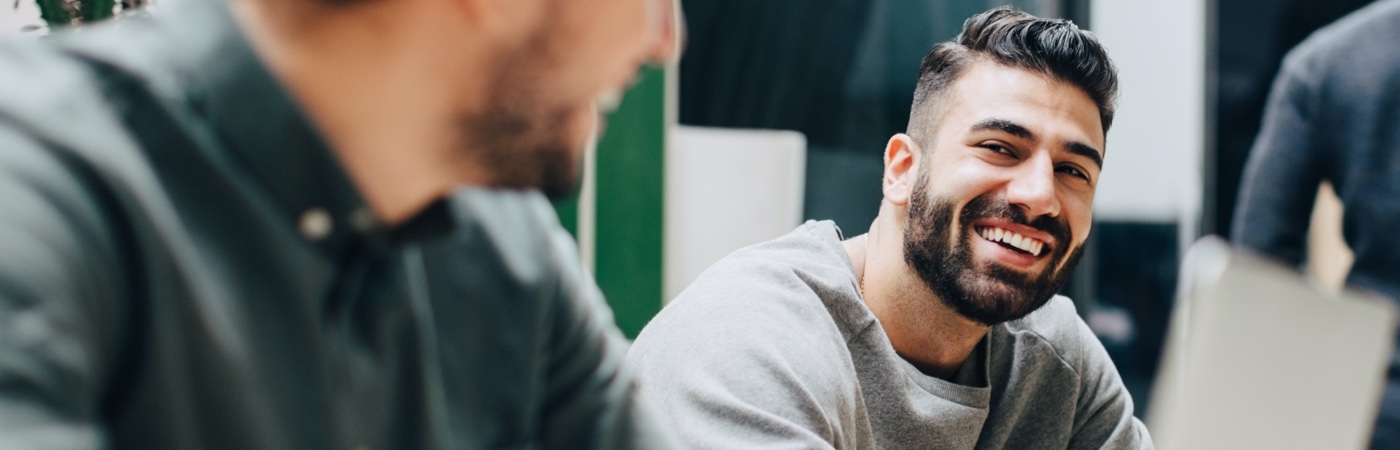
top-left (647, 0), bottom-right (685, 66)
top-left (883, 134), bottom-right (920, 207)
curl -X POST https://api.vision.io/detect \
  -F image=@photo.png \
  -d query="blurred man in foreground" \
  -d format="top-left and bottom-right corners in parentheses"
top-left (629, 7), bottom-right (1151, 448)
top-left (0, 0), bottom-right (679, 448)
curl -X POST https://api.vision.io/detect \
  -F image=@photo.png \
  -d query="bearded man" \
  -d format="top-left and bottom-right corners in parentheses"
top-left (628, 7), bottom-right (1152, 449)
top-left (0, 0), bottom-right (680, 448)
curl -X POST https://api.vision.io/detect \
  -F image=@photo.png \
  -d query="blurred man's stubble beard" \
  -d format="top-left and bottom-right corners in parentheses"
top-left (456, 19), bottom-right (586, 200)
top-left (460, 105), bottom-right (583, 199)
top-left (902, 166), bottom-right (1085, 326)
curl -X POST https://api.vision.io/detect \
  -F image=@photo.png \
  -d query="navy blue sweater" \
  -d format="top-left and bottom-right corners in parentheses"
top-left (1233, 0), bottom-right (1400, 304)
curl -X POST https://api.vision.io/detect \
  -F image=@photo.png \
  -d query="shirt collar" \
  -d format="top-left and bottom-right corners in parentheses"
top-left (189, 2), bottom-right (379, 257)
top-left (101, 0), bottom-right (386, 258)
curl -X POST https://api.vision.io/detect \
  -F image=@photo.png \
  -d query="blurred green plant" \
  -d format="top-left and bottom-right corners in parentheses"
top-left (28, 0), bottom-right (146, 27)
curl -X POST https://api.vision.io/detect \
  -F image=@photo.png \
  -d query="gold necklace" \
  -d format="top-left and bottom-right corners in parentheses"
top-left (860, 234), bottom-right (869, 299)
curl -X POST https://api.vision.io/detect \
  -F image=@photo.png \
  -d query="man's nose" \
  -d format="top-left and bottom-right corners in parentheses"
top-left (1005, 153), bottom-right (1060, 219)
top-left (646, 0), bottom-right (685, 66)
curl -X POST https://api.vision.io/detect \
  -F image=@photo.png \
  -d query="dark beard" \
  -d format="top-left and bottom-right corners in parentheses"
top-left (455, 11), bottom-right (585, 200)
top-left (460, 106), bottom-right (582, 200)
top-left (902, 169), bottom-right (1085, 326)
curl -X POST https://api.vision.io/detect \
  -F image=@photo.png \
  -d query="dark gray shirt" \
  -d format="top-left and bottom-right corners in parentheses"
top-left (629, 221), bottom-right (1150, 449)
top-left (1233, 0), bottom-right (1400, 303)
top-left (0, 2), bottom-right (670, 449)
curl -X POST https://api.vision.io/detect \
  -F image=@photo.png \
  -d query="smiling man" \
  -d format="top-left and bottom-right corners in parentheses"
top-left (628, 7), bottom-right (1151, 449)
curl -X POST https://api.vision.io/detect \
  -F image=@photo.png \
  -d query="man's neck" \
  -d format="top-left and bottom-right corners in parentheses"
top-left (231, 0), bottom-right (495, 225)
top-left (845, 218), bottom-right (990, 380)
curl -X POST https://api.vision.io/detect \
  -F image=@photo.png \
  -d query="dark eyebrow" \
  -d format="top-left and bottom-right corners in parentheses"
top-left (971, 117), bottom-right (1103, 170)
top-left (969, 118), bottom-right (1034, 141)
top-left (1065, 142), bottom-right (1104, 170)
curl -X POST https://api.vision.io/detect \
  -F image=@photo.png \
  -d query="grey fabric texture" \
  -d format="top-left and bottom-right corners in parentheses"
top-left (1231, 1), bottom-right (1400, 447)
top-left (629, 221), bottom-right (1151, 449)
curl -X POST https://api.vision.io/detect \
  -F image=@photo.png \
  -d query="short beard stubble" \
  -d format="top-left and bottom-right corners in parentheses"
top-left (902, 166), bottom-right (1085, 326)
top-left (457, 11), bottom-right (585, 200)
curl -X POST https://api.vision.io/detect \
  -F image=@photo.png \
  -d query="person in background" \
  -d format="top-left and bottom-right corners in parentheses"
top-left (0, 0), bottom-right (680, 448)
top-left (628, 6), bottom-right (1151, 449)
top-left (1232, 1), bottom-right (1400, 447)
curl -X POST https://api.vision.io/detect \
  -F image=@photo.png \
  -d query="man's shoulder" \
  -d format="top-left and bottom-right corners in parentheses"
top-left (999, 296), bottom-right (1099, 371)
top-left (0, 110), bottom-right (132, 312)
top-left (994, 297), bottom-right (1150, 448)
top-left (0, 37), bottom-right (172, 292)
top-left (0, 42), bottom-right (114, 208)
top-left (631, 221), bottom-right (861, 369)
top-left (0, 36), bottom-right (83, 79)
top-left (647, 221), bottom-right (860, 334)
top-left (1282, 1), bottom-right (1400, 79)
top-left (0, 38), bottom-right (97, 123)
top-left (627, 223), bottom-right (867, 441)
top-left (1004, 295), bottom-right (1085, 337)
top-left (1303, 0), bottom-right (1400, 52)
top-left (708, 220), bottom-right (852, 281)
top-left (0, 37), bottom-right (142, 164)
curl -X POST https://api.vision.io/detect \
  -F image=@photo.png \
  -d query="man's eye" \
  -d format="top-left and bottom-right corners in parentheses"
top-left (1057, 165), bottom-right (1089, 181)
top-left (979, 143), bottom-right (1013, 156)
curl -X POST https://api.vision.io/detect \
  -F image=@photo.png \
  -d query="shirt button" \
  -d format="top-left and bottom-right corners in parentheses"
top-left (349, 207), bottom-right (376, 233)
top-left (299, 208), bottom-right (333, 241)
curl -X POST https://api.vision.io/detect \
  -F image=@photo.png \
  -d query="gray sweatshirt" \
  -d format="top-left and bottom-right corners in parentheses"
top-left (628, 221), bottom-right (1152, 449)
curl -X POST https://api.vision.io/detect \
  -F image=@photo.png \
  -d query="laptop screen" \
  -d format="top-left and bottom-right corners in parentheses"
top-left (1148, 237), bottom-right (1395, 449)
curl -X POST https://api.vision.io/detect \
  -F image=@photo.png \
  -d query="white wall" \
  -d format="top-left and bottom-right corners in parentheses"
top-left (1, 1), bottom-right (44, 36)
top-left (1090, 0), bottom-right (1208, 227)
top-left (663, 126), bottom-right (807, 302)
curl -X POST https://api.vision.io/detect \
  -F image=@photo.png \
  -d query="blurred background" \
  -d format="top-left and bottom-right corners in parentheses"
top-left (1, 0), bottom-right (1379, 419)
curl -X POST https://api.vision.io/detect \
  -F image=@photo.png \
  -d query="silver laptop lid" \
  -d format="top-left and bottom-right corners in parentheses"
top-left (1148, 237), bottom-right (1396, 450)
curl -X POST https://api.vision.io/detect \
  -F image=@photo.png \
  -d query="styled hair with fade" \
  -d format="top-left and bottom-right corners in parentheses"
top-left (907, 6), bottom-right (1118, 144)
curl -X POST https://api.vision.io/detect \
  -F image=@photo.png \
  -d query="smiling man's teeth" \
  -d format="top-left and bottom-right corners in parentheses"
top-left (977, 226), bottom-right (1045, 256)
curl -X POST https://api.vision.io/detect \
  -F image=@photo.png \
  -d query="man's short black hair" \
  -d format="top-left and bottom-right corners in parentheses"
top-left (908, 6), bottom-right (1118, 143)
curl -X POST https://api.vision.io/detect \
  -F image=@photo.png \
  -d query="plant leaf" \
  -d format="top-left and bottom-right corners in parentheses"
top-left (82, 0), bottom-right (115, 22)
top-left (35, 0), bottom-right (72, 27)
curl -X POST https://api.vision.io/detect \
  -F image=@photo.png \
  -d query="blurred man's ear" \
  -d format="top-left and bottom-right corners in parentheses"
top-left (647, 0), bottom-right (685, 66)
top-left (882, 134), bottom-right (920, 207)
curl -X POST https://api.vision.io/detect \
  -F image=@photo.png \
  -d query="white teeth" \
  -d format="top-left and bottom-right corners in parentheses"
top-left (978, 226), bottom-right (1046, 256)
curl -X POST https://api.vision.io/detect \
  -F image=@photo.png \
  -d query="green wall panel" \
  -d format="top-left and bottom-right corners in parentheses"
top-left (553, 195), bottom-right (579, 237)
top-left (594, 66), bottom-right (667, 339)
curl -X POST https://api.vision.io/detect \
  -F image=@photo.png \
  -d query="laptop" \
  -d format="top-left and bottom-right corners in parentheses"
top-left (1147, 237), bottom-right (1397, 449)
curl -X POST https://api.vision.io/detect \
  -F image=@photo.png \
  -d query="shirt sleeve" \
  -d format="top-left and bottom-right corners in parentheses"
top-left (1231, 50), bottom-right (1327, 266)
top-left (0, 125), bottom-right (128, 449)
top-left (1067, 316), bottom-right (1155, 450)
top-left (537, 225), bottom-right (681, 450)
